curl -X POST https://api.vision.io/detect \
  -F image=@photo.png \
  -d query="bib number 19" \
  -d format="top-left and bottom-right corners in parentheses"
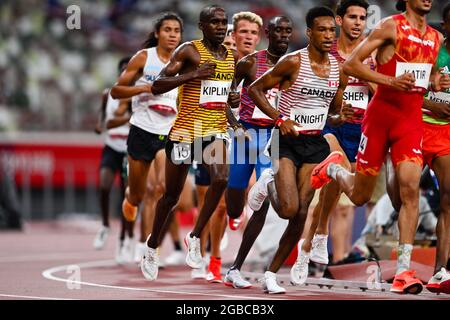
top-left (173, 143), bottom-right (191, 162)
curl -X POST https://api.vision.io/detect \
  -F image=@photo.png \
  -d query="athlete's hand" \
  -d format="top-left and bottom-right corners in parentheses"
top-left (94, 123), bottom-right (103, 135)
top-left (141, 83), bottom-right (152, 94)
top-left (390, 73), bottom-right (415, 91)
top-left (233, 126), bottom-right (252, 141)
top-left (195, 60), bottom-right (217, 80)
top-left (228, 90), bottom-right (240, 108)
top-left (340, 102), bottom-right (355, 121)
top-left (280, 119), bottom-right (300, 137)
top-left (434, 69), bottom-right (450, 91)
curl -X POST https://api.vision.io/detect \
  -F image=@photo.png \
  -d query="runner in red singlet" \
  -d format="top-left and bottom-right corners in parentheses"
top-left (311, 0), bottom-right (444, 294)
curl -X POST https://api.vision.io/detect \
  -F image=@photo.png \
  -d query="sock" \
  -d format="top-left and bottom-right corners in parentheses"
top-left (173, 240), bottom-right (182, 251)
top-left (327, 163), bottom-right (344, 180)
top-left (122, 198), bottom-right (138, 222)
top-left (396, 243), bottom-right (413, 274)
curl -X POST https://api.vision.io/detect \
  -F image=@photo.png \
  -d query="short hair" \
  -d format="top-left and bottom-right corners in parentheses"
top-left (268, 15), bottom-right (292, 29)
top-left (226, 24), bottom-right (234, 37)
top-left (336, 0), bottom-right (369, 17)
top-left (199, 5), bottom-right (225, 22)
top-left (118, 57), bottom-right (131, 71)
top-left (444, 3), bottom-right (450, 22)
top-left (306, 6), bottom-right (335, 28)
top-left (232, 11), bottom-right (263, 31)
top-left (396, 0), bottom-right (406, 12)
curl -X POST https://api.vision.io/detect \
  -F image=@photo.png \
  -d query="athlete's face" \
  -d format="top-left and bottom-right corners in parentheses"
top-left (336, 6), bottom-right (367, 40)
top-left (156, 19), bottom-right (182, 51)
top-left (200, 9), bottom-right (228, 45)
top-left (223, 29), bottom-right (237, 50)
top-left (267, 18), bottom-right (292, 55)
top-left (408, 0), bottom-right (432, 15)
top-left (307, 16), bottom-right (336, 53)
top-left (232, 20), bottom-right (261, 56)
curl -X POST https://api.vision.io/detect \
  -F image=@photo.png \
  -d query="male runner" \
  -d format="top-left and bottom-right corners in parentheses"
top-left (140, 5), bottom-right (239, 281)
top-left (247, 7), bottom-right (346, 293)
top-left (292, 0), bottom-right (374, 285)
top-left (311, 0), bottom-right (443, 294)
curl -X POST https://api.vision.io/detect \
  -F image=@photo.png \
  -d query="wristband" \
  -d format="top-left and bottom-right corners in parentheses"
top-left (275, 115), bottom-right (289, 128)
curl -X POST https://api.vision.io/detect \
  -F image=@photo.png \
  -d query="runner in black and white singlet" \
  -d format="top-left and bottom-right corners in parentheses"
top-left (246, 7), bottom-right (348, 294)
top-left (93, 57), bottom-right (133, 255)
top-left (110, 12), bottom-right (183, 227)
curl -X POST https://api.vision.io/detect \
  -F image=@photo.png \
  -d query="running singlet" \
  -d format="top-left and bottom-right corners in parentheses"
top-left (423, 44), bottom-right (450, 125)
top-left (169, 40), bottom-right (235, 143)
top-left (374, 14), bottom-right (440, 115)
top-left (330, 40), bottom-right (374, 124)
top-left (131, 47), bottom-right (178, 135)
top-left (104, 92), bottom-right (129, 153)
top-left (239, 50), bottom-right (278, 127)
top-left (278, 47), bottom-right (340, 134)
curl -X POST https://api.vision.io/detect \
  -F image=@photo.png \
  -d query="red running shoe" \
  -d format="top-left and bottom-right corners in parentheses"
top-left (310, 151), bottom-right (344, 189)
top-left (390, 270), bottom-right (423, 294)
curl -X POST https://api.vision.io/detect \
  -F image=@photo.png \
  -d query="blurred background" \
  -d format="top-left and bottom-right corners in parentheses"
top-left (0, 0), bottom-right (446, 225)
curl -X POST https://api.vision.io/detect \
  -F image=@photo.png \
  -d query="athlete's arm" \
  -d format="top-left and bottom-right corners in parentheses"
top-left (106, 113), bottom-right (131, 129)
top-left (430, 33), bottom-right (450, 92)
top-left (248, 53), bottom-right (300, 136)
top-left (151, 43), bottom-right (216, 95)
top-left (111, 51), bottom-right (150, 99)
top-left (344, 18), bottom-right (415, 91)
top-left (229, 54), bottom-right (256, 108)
top-left (422, 99), bottom-right (450, 119)
top-left (94, 89), bottom-right (109, 134)
top-left (114, 98), bottom-right (131, 116)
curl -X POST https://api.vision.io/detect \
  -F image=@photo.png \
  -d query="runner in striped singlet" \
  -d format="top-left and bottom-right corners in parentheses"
top-left (246, 7), bottom-right (348, 294)
top-left (140, 5), bottom-right (239, 282)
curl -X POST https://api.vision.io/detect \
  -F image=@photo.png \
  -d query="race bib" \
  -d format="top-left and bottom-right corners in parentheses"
top-left (343, 85), bottom-right (369, 110)
top-left (172, 143), bottom-right (191, 162)
top-left (252, 89), bottom-right (279, 120)
top-left (426, 90), bottom-right (450, 105)
top-left (199, 80), bottom-right (231, 109)
top-left (290, 108), bottom-right (328, 131)
top-left (395, 62), bottom-right (432, 90)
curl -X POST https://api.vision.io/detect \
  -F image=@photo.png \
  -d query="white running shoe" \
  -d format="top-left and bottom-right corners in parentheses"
top-left (124, 236), bottom-right (136, 264)
top-left (224, 269), bottom-right (252, 289)
top-left (184, 233), bottom-right (204, 269)
top-left (262, 271), bottom-right (286, 294)
top-left (247, 168), bottom-right (274, 211)
top-left (426, 267), bottom-right (450, 294)
top-left (141, 237), bottom-right (159, 281)
top-left (93, 226), bottom-right (110, 250)
top-left (115, 239), bottom-right (126, 265)
top-left (164, 250), bottom-right (185, 266)
top-left (134, 242), bottom-right (147, 264)
top-left (310, 234), bottom-right (329, 265)
top-left (191, 264), bottom-right (207, 279)
top-left (220, 232), bottom-right (229, 251)
top-left (290, 240), bottom-right (310, 286)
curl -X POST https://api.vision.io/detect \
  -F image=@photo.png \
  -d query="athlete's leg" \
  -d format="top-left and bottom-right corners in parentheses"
top-left (99, 166), bottom-right (115, 228)
top-left (147, 158), bottom-right (190, 249)
top-left (385, 154), bottom-right (401, 212)
top-left (191, 140), bottom-right (229, 238)
top-left (330, 204), bottom-right (354, 262)
top-left (267, 163), bottom-right (316, 273)
top-left (141, 163), bottom-right (157, 242)
top-left (431, 155), bottom-right (450, 273)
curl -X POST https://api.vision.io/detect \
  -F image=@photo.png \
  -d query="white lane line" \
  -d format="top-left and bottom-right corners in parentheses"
top-left (0, 251), bottom-right (109, 263)
top-left (0, 293), bottom-right (76, 300)
top-left (42, 260), bottom-right (285, 300)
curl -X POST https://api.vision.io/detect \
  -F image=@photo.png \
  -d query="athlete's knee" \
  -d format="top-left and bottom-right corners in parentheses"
top-left (277, 203), bottom-right (298, 220)
top-left (351, 193), bottom-right (371, 207)
top-left (161, 193), bottom-right (180, 209)
top-left (399, 180), bottom-right (420, 204)
top-left (210, 174), bottom-right (228, 191)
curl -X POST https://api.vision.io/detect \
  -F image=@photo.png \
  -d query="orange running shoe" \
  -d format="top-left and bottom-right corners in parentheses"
top-left (122, 198), bottom-right (138, 222)
top-left (390, 270), bottom-right (423, 294)
top-left (310, 151), bottom-right (344, 189)
top-left (229, 209), bottom-right (246, 231)
top-left (206, 256), bottom-right (222, 283)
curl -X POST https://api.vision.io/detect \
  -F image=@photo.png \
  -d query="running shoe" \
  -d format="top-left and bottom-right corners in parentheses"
top-left (164, 250), bottom-right (185, 266)
top-left (141, 246), bottom-right (159, 281)
top-left (93, 226), bottom-right (110, 250)
top-left (184, 233), bottom-right (204, 269)
top-left (206, 256), bottom-right (222, 283)
top-left (262, 271), bottom-right (286, 294)
top-left (426, 268), bottom-right (450, 294)
top-left (248, 168), bottom-right (274, 211)
top-left (229, 210), bottom-right (246, 231)
top-left (224, 269), bottom-right (252, 289)
top-left (290, 239), bottom-right (310, 286)
top-left (310, 151), bottom-right (344, 189)
top-left (390, 270), bottom-right (423, 294)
